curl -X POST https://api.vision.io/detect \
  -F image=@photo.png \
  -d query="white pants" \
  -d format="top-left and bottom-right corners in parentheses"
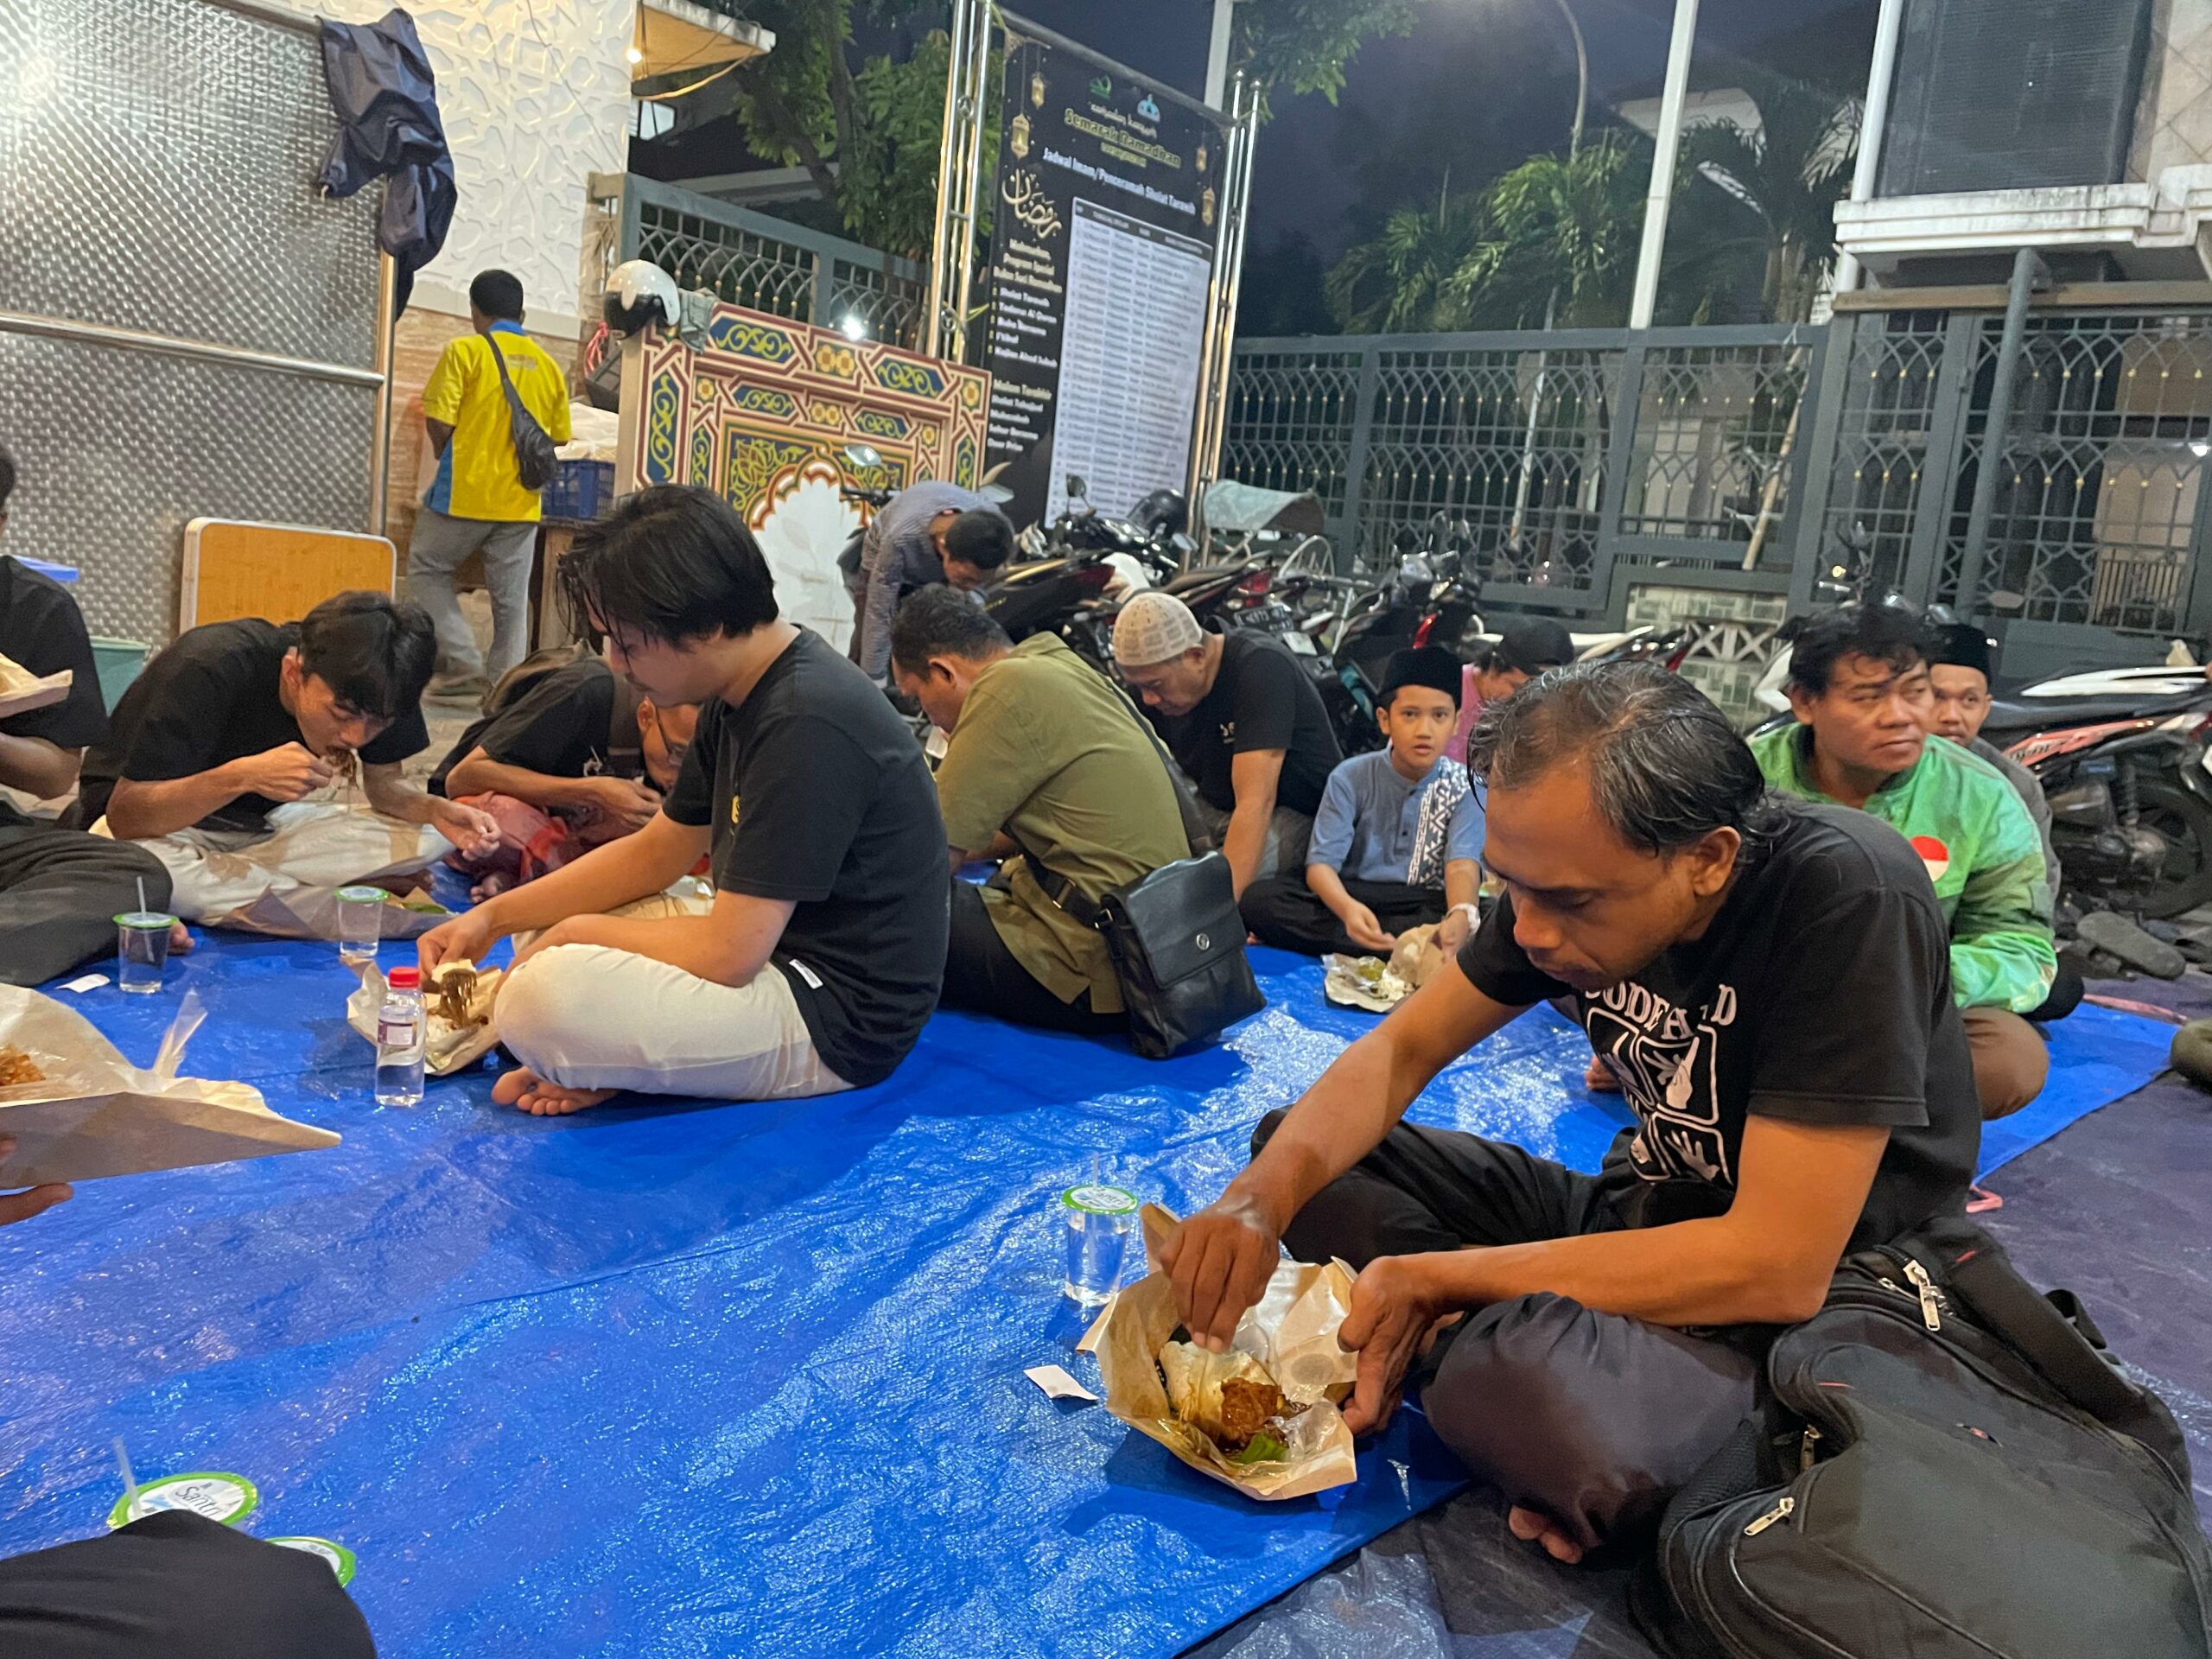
top-left (93, 802), bottom-right (449, 925)
top-left (497, 943), bottom-right (853, 1102)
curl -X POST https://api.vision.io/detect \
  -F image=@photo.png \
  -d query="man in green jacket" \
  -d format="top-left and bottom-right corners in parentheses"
top-left (1750, 602), bottom-right (2056, 1120)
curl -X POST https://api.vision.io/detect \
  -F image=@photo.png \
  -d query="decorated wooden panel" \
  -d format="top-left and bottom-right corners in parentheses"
top-left (619, 304), bottom-right (991, 649)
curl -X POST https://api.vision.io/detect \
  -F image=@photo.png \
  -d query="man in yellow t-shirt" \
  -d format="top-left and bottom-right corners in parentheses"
top-left (406, 269), bottom-right (573, 701)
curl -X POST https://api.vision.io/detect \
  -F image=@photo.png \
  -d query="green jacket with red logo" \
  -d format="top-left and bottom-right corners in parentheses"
top-left (1750, 724), bottom-right (2058, 1014)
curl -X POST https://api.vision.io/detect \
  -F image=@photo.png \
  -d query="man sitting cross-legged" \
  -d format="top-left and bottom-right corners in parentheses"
top-left (418, 486), bottom-right (949, 1116)
top-left (65, 593), bottom-right (499, 925)
top-left (1749, 601), bottom-right (2057, 1120)
top-left (1242, 645), bottom-right (1484, 958)
top-left (429, 652), bottom-right (698, 899)
top-left (890, 586), bottom-right (1188, 1035)
top-left (1163, 662), bottom-right (1979, 1564)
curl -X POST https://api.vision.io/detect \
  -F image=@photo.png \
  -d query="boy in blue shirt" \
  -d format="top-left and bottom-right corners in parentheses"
top-left (1242, 646), bottom-right (1484, 957)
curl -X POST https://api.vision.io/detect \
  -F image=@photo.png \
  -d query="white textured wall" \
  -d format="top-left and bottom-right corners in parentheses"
top-left (263, 0), bottom-right (635, 327)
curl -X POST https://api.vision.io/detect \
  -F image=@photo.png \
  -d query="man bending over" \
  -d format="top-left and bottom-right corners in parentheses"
top-left (429, 652), bottom-right (697, 898)
top-left (1113, 591), bottom-right (1343, 895)
top-left (1164, 662), bottom-right (1978, 1562)
top-left (891, 586), bottom-right (1186, 1035)
top-left (67, 593), bottom-right (498, 925)
top-left (420, 486), bottom-right (949, 1115)
top-left (1750, 601), bottom-right (2056, 1118)
top-left (852, 480), bottom-right (1014, 683)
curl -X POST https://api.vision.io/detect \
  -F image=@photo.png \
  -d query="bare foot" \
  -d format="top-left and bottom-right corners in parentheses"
top-left (1508, 1504), bottom-right (1586, 1565)
top-left (168, 921), bottom-right (194, 957)
top-left (491, 1066), bottom-right (616, 1116)
top-left (1583, 1053), bottom-right (1620, 1093)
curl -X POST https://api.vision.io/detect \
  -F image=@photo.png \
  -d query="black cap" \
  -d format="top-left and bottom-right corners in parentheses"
top-left (1380, 645), bottom-right (1464, 709)
top-left (1930, 621), bottom-right (1993, 682)
top-left (1495, 616), bottom-right (1575, 676)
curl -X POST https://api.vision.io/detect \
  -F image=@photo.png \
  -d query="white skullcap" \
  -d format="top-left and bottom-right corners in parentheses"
top-left (1111, 590), bottom-right (1205, 667)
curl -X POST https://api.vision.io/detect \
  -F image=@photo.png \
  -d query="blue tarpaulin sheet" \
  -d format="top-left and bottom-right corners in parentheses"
top-left (0, 939), bottom-right (2167, 1656)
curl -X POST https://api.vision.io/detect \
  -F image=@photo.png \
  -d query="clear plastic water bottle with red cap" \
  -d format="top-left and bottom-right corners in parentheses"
top-left (374, 966), bottom-right (426, 1107)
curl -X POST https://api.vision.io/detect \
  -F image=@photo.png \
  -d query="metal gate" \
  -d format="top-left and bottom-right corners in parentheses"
top-left (0, 0), bottom-right (389, 646)
top-left (1791, 302), bottom-right (2212, 680)
top-left (619, 176), bottom-right (929, 352)
top-left (1225, 300), bottom-right (2212, 691)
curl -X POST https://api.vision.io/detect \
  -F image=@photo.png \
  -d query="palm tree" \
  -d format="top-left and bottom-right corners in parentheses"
top-left (1678, 73), bottom-right (1859, 323)
top-left (1448, 138), bottom-right (1646, 329)
top-left (1324, 187), bottom-right (1490, 334)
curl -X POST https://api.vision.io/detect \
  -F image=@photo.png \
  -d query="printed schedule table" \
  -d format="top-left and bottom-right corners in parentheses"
top-left (1047, 199), bottom-right (1212, 523)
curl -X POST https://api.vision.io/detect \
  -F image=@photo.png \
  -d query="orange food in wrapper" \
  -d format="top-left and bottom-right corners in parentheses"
top-left (1094, 1206), bottom-right (1362, 1500)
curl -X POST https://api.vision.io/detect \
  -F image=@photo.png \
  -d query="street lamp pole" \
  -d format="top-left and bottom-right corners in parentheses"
top-left (1508, 0), bottom-right (1588, 561)
top-left (1547, 0), bottom-right (1586, 160)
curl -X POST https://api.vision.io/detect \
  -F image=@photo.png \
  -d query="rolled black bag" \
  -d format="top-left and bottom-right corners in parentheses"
top-left (1633, 1216), bottom-right (2212, 1659)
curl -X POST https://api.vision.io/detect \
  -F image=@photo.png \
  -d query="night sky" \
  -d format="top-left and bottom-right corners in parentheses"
top-left (1002, 0), bottom-right (1878, 258)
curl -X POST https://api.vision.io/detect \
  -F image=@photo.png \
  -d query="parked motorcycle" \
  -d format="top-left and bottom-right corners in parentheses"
top-left (1283, 518), bottom-right (1484, 755)
top-left (1984, 664), bottom-right (2212, 919)
top-left (987, 476), bottom-right (1215, 665)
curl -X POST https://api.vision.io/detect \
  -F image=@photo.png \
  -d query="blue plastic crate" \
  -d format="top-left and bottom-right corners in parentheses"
top-left (543, 459), bottom-right (614, 522)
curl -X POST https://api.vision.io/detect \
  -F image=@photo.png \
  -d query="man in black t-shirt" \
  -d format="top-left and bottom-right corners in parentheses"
top-left (0, 456), bottom-right (181, 984)
top-left (1110, 591), bottom-right (1342, 895)
top-left (428, 656), bottom-right (699, 897)
top-left (1163, 662), bottom-right (1979, 1565)
top-left (420, 486), bottom-right (948, 1116)
top-left (67, 593), bottom-right (499, 925)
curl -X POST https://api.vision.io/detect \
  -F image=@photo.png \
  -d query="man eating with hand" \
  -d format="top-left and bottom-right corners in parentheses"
top-left (1162, 662), bottom-right (1978, 1565)
top-left (67, 592), bottom-right (498, 924)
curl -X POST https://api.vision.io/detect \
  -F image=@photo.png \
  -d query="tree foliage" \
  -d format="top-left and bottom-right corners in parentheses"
top-left (1232, 0), bottom-right (1426, 112)
top-left (1323, 73), bottom-right (1860, 334)
top-left (717, 1), bottom-right (1427, 258)
top-left (1678, 73), bottom-right (1859, 322)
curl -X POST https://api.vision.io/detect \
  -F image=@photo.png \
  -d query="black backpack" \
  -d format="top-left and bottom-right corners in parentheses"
top-left (1634, 1215), bottom-right (2212, 1659)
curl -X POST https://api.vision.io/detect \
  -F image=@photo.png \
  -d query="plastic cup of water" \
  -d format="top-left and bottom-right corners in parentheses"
top-left (336, 887), bottom-right (387, 963)
top-left (1062, 1184), bottom-right (1140, 1307)
top-left (113, 912), bottom-right (175, 995)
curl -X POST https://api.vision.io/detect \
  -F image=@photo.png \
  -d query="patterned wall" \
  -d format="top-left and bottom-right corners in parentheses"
top-left (620, 304), bottom-right (991, 647)
top-left (262, 0), bottom-right (634, 325)
top-left (0, 0), bottom-right (381, 645)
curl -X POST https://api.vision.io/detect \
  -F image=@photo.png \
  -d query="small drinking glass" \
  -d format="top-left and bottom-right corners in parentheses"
top-left (114, 912), bottom-right (176, 995)
top-left (1062, 1184), bottom-right (1140, 1307)
top-left (336, 887), bottom-right (388, 964)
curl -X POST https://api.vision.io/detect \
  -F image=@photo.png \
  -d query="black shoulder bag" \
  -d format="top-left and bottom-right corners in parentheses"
top-left (485, 334), bottom-right (560, 492)
top-left (1014, 664), bottom-right (1262, 1058)
top-left (1634, 1214), bottom-right (2212, 1659)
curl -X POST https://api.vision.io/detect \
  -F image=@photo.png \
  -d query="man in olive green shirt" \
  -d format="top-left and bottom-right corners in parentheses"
top-left (891, 588), bottom-right (1189, 1033)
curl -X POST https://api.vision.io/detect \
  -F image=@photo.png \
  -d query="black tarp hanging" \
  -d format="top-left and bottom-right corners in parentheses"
top-left (315, 7), bottom-right (456, 316)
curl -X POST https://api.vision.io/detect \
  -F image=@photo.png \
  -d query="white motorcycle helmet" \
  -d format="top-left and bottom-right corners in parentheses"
top-left (603, 259), bottom-right (681, 335)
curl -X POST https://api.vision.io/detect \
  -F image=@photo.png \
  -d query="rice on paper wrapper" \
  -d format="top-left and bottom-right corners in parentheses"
top-left (0, 987), bottom-right (337, 1186)
top-left (1095, 1205), bottom-right (1362, 1500)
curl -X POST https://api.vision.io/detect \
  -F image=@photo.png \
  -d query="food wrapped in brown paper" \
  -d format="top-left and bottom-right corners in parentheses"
top-left (0, 656), bottom-right (71, 721)
top-left (1388, 923), bottom-right (1448, 990)
top-left (0, 987), bottom-right (339, 1186)
top-left (346, 961), bottom-right (505, 1077)
top-left (1093, 1205), bottom-right (1361, 1500)
top-left (213, 874), bottom-right (452, 942)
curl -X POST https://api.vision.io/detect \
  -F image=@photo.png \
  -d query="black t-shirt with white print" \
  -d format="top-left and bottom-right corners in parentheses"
top-left (660, 628), bottom-right (948, 1089)
top-left (1457, 798), bottom-right (1980, 1250)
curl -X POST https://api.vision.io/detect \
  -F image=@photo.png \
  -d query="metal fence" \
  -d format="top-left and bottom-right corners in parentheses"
top-left (1225, 324), bottom-right (1822, 604)
top-left (1228, 301), bottom-right (2212, 688)
top-left (620, 176), bottom-right (927, 350)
